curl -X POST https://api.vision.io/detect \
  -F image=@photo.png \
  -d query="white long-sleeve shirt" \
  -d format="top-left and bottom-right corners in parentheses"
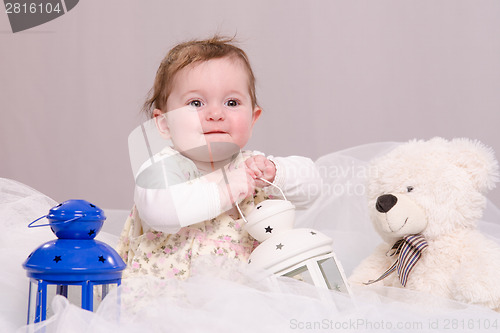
top-left (134, 148), bottom-right (321, 234)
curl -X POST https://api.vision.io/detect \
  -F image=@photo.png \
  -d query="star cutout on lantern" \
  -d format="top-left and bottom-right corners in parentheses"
top-left (265, 226), bottom-right (273, 233)
top-left (53, 255), bottom-right (62, 263)
top-left (88, 229), bottom-right (96, 236)
top-left (310, 231), bottom-right (317, 235)
top-left (98, 255), bottom-right (106, 263)
top-left (276, 243), bottom-right (284, 250)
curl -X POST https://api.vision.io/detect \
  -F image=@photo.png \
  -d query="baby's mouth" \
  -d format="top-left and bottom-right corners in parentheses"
top-left (204, 131), bottom-right (228, 135)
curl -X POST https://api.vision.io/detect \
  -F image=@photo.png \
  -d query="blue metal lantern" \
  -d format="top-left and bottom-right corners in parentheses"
top-left (23, 200), bottom-right (126, 324)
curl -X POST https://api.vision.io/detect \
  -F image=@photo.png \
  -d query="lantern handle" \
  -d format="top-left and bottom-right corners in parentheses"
top-left (28, 215), bottom-right (82, 228)
top-left (257, 178), bottom-right (287, 200)
top-left (234, 177), bottom-right (287, 224)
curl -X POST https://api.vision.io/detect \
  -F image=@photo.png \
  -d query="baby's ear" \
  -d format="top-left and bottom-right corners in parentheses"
top-left (451, 138), bottom-right (500, 192)
top-left (251, 106), bottom-right (262, 126)
top-left (153, 109), bottom-right (171, 140)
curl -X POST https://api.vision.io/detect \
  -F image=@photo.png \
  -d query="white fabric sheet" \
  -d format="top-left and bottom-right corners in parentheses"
top-left (3, 143), bottom-right (500, 332)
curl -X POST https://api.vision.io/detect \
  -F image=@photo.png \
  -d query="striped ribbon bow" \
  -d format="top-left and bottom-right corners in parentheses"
top-left (365, 234), bottom-right (428, 287)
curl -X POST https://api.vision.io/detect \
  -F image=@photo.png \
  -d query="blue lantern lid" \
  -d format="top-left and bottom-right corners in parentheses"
top-left (48, 199), bottom-right (105, 222)
top-left (23, 239), bottom-right (126, 281)
top-left (23, 200), bottom-right (126, 282)
top-left (29, 199), bottom-right (107, 240)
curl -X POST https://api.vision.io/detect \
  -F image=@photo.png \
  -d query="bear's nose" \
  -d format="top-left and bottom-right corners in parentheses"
top-left (376, 194), bottom-right (398, 213)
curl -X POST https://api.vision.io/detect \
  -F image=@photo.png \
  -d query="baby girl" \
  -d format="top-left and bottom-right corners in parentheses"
top-left (117, 36), bottom-right (321, 279)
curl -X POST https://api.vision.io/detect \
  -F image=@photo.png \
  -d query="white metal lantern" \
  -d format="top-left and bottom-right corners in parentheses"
top-left (241, 181), bottom-right (351, 294)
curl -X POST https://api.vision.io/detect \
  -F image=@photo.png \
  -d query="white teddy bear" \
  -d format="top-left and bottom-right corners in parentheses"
top-left (349, 137), bottom-right (500, 311)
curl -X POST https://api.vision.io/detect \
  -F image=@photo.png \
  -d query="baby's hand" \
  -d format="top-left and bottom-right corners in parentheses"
top-left (245, 155), bottom-right (276, 188)
top-left (218, 165), bottom-right (256, 210)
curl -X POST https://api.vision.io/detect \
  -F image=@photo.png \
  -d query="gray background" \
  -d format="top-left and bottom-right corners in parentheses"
top-left (1, 0), bottom-right (499, 210)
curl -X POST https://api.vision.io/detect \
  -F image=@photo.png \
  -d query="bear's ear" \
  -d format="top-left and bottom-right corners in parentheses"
top-left (451, 138), bottom-right (500, 192)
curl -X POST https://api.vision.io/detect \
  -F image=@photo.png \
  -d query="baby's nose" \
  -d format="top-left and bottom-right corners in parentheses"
top-left (205, 106), bottom-right (224, 120)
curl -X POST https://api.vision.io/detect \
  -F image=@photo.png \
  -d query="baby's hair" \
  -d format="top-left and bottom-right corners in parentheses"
top-left (143, 35), bottom-right (258, 118)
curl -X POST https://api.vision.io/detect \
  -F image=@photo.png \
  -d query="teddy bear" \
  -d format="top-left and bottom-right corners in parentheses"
top-left (349, 137), bottom-right (500, 311)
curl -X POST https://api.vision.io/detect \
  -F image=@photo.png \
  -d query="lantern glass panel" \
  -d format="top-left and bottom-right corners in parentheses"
top-left (318, 257), bottom-right (349, 294)
top-left (93, 283), bottom-right (118, 310)
top-left (27, 279), bottom-right (40, 324)
top-left (282, 265), bottom-right (314, 285)
top-left (46, 283), bottom-right (82, 317)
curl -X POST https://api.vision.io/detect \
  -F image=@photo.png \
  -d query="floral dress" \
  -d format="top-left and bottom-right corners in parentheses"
top-left (116, 149), bottom-right (268, 280)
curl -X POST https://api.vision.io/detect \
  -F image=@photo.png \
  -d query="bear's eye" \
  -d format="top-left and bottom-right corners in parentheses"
top-left (407, 186), bottom-right (414, 193)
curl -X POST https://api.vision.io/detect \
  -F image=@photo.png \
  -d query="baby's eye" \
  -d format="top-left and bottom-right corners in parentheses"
top-left (225, 99), bottom-right (240, 107)
top-left (406, 186), bottom-right (414, 193)
top-left (189, 100), bottom-right (203, 108)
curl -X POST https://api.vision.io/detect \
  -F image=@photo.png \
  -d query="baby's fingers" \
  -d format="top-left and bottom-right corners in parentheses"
top-left (245, 157), bottom-right (260, 177)
top-left (245, 156), bottom-right (267, 177)
top-left (260, 159), bottom-right (276, 181)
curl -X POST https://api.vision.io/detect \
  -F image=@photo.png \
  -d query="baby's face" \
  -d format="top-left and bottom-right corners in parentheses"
top-left (159, 57), bottom-right (261, 159)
